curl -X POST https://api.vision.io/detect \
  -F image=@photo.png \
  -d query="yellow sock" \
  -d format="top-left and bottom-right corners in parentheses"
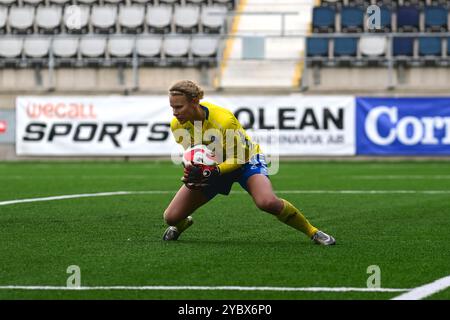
top-left (175, 217), bottom-right (193, 233)
top-left (276, 199), bottom-right (318, 238)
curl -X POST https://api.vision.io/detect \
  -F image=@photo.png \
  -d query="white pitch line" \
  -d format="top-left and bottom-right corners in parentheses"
top-left (0, 191), bottom-right (173, 206)
top-left (275, 190), bottom-right (450, 194)
top-left (0, 285), bottom-right (408, 293)
top-left (352, 175), bottom-right (450, 180)
top-left (391, 275), bottom-right (450, 300)
top-left (1, 190), bottom-right (450, 207)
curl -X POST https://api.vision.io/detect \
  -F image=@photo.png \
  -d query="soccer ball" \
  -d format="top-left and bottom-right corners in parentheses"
top-left (182, 144), bottom-right (217, 167)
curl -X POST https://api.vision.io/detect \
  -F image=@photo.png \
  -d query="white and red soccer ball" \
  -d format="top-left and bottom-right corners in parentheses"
top-left (182, 144), bottom-right (217, 167)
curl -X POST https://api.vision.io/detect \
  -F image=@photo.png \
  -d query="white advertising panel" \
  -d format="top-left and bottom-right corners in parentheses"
top-left (16, 95), bottom-right (355, 156)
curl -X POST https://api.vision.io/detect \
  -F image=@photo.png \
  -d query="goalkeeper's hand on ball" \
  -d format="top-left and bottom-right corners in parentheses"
top-left (182, 162), bottom-right (220, 190)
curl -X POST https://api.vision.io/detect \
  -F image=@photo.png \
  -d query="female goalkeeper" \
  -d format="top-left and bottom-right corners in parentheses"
top-left (163, 80), bottom-right (335, 245)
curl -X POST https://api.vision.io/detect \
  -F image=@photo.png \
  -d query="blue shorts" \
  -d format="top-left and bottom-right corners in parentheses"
top-left (201, 154), bottom-right (269, 200)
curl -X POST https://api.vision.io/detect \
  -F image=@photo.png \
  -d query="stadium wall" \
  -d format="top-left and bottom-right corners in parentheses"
top-left (303, 68), bottom-right (450, 93)
top-left (0, 68), bottom-right (216, 94)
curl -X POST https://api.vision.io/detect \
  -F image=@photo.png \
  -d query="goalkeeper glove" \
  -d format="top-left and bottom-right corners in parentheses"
top-left (182, 163), bottom-right (220, 190)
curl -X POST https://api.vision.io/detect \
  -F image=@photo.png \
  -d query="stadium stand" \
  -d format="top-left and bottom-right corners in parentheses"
top-left (300, 0), bottom-right (450, 92)
top-left (0, 0), bottom-right (234, 71)
top-left (306, 0), bottom-right (450, 68)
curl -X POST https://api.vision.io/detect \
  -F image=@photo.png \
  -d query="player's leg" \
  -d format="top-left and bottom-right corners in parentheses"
top-left (245, 174), bottom-right (335, 245)
top-left (245, 174), bottom-right (317, 237)
top-left (162, 184), bottom-right (210, 240)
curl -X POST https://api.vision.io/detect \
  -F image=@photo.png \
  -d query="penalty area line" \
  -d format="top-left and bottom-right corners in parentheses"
top-left (391, 275), bottom-right (450, 300)
top-left (1, 190), bottom-right (450, 206)
top-left (0, 285), bottom-right (409, 293)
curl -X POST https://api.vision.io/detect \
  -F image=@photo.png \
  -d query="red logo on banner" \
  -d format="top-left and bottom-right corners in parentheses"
top-left (0, 120), bottom-right (6, 134)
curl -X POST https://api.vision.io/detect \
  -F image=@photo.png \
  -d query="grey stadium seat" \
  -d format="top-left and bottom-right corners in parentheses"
top-left (146, 5), bottom-right (172, 34)
top-left (91, 5), bottom-right (117, 33)
top-left (0, 38), bottom-right (23, 58)
top-left (64, 5), bottom-right (90, 34)
top-left (201, 5), bottom-right (227, 33)
top-left (36, 6), bottom-right (62, 34)
top-left (164, 36), bottom-right (190, 64)
top-left (0, 6), bottom-right (7, 33)
top-left (9, 6), bottom-right (35, 34)
top-left (52, 37), bottom-right (79, 58)
top-left (108, 37), bottom-right (134, 58)
top-left (80, 36), bottom-right (107, 58)
top-left (23, 37), bottom-right (50, 58)
top-left (119, 5), bottom-right (145, 34)
top-left (136, 35), bottom-right (162, 62)
top-left (174, 5), bottom-right (200, 33)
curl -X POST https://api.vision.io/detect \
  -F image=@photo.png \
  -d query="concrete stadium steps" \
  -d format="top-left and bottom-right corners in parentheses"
top-left (219, 59), bottom-right (299, 88)
top-left (219, 0), bottom-right (314, 89)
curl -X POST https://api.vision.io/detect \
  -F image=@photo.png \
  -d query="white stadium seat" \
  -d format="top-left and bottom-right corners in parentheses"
top-left (104, 0), bottom-right (126, 4)
top-left (201, 5), bottom-right (227, 33)
top-left (0, 6), bottom-right (7, 32)
top-left (23, 0), bottom-right (44, 6)
top-left (76, 0), bottom-right (98, 5)
top-left (213, 0), bottom-right (234, 10)
top-left (360, 36), bottom-right (387, 57)
top-left (50, 0), bottom-right (72, 5)
top-left (36, 6), bottom-right (62, 34)
top-left (119, 5), bottom-right (145, 33)
top-left (9, 6), bottom-right (35, 34)
top-left (108, 37), bottom-right (134, 57)
top-left (159, 0), bottom-right (179, 4)
top-left (91, 5), bottom-right (117, 33)
top-left (23, 37), bottom-right (50, 58)
top-left (136, 35), bottom-right (162, 57)
top-left (164, 36), bottom-right (190, 57)
top-left (0, 37), bottom-right (23, 57)
top-left (63, 5), bottom-right (90, 33)
top-left (80, 36), bottom-right (107, 57)
top-left (0, 0), bottom-right (17, 6)
top-left (146, 5), bottom-right (172, 33)
top-left (191, 36), bottom-right (219, 57)
top-left (52, 37), bottom-right (79, 58)
top-left (174, 5), bottom-right (200, 33)
top-left (131, 0), bottom-right (155, 4)
top-left (186, 0), bottom-right (208, 5)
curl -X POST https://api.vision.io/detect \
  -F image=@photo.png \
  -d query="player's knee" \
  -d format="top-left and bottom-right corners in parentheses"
top-left (163, 209), bottom-right (178, 226)
top-left (255, 197), bottom-right (281, 214)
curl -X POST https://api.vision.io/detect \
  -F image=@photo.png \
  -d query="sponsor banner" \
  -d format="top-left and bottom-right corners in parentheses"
top-left (0, 110), bottom-right (15, 143)
top-left (16, 95), bottom-right (355, 156)
top-left (207, 96), bottom-right (355, 156)
top-left (356, 97), bottom-right (450, 155)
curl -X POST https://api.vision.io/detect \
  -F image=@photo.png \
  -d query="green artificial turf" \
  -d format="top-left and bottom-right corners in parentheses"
top-left (0, 161), bottom-right (449, 300)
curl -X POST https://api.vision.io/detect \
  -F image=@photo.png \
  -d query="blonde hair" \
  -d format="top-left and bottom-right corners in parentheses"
top-left (169, 80), bottom-right (204, 101)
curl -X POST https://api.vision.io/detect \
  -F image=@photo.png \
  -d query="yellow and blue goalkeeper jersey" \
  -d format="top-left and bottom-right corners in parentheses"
top-left (170, 101), bottom-right (262, 175)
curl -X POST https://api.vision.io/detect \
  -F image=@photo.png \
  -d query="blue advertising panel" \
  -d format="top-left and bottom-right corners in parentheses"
top-left (356, 97), bottom-right (450, 155)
